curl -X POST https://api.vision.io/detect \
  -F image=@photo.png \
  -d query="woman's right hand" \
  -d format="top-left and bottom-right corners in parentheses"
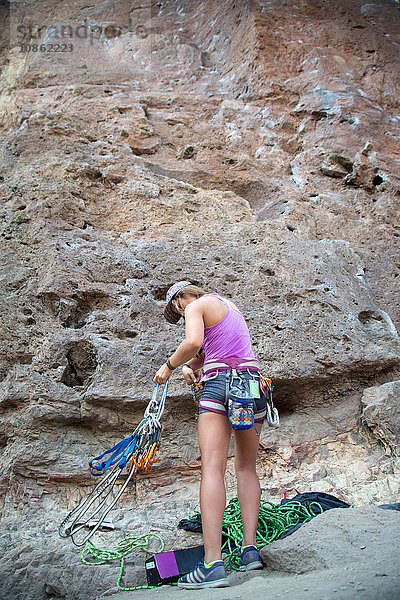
top-left (182, 364), bottom-right (198, 385)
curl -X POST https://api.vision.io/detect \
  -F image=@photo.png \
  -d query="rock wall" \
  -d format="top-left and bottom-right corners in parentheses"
top-left (0, 1), bottom-right (399, 598)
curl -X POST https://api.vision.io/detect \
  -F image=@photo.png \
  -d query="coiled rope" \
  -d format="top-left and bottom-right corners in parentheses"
top-left (219, 497), bottom-right (324, 569)
top-left (81, 496), bottom-right (324, 590)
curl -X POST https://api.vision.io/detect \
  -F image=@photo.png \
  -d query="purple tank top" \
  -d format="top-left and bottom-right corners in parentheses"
top-left (202, 294), bottom-right (257, 369)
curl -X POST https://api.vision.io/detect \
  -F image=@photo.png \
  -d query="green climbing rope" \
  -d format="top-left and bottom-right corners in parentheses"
top-left (219, 497), bottom-right (324, 569)
top-left (81, 533), bottom-right (166, 591)
top-left (81, 497), bottom-right (324, 589)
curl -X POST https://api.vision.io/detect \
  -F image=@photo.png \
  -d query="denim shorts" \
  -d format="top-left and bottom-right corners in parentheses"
top-left (198, 370), bottom-right (267, 423)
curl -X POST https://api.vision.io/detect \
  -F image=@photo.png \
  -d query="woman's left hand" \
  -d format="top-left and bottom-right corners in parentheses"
top-left (153, 363), bottom-right (173, 384)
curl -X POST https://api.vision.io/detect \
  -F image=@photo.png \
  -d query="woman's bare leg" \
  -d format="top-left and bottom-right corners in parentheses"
top-left (234, 423), bottom-right (262, 546)
top-left (198, 412), bottom-right (231, 564)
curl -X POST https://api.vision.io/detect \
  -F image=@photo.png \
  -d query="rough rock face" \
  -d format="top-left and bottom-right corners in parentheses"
top-left (0, 0), bottom-right (399, 598)
top-left (260, 505), bottom-right (400, 574)
top-left (361, 380), bottom-right (400, 455)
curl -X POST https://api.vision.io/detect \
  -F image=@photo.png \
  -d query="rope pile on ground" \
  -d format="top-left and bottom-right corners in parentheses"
top-left (80, 495), bottom-right (325, 590)
top-left (219, 497), bottom-right (324, 569)
top-left (58, 382), bottom-right (168, 547)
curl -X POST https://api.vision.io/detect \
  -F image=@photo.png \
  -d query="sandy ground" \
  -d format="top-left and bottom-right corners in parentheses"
top-left (101, 558), bottom-right (400, 600)
top-left (99, 506), bottom-right (400, 600)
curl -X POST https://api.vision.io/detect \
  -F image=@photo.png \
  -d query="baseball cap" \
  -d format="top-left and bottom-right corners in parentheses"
top-left (163, 281), bottom-right (192, 324)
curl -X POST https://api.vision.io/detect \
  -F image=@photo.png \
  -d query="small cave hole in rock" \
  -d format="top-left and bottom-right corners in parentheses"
top-left (200, 51), bottom-right (212, 68)
top-left (85, 168), bottom-right (103, 182)
top-left (180, 145), bottom-right (197, 159)
top-left (63, 292), bottom-right (112, 329)
top-left (152, 284), bottom-right (172, 301)
top-left (116, 330), bottom-right (138, 339)
top-left (358, 310), bottom-right (384, 325)
top-left (372, 174), bottom-right (384, 187)
top-left (61, 341), bottom-right (98, 387)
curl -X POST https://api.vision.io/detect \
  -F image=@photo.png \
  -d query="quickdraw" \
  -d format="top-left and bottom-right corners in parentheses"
top-left (260, 375), bottom-right (279, 427)
top-left (59, 382), bottom-right (168, 547)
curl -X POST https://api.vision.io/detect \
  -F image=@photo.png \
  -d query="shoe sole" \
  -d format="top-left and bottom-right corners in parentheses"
top-left (177, 579), bottom-right (230, 589)
top-left (239, 561), bottom-right (263, 571)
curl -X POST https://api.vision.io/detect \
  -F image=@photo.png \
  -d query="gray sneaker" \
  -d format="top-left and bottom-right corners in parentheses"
top-left (237, 545), bottom-right (263, 571)
top-left (177, 560), bottom-right (229, 589)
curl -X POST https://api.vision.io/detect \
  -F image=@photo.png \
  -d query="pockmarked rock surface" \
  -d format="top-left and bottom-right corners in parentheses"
top-left (0, 0), bottom-right (400, 599)
top-left (260, 505), bottom-right (400, 573)
top-left (361, 380), bottom-right (400, 455)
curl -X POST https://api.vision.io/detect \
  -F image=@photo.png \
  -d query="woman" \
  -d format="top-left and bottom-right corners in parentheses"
top-left (154, 281), bottom-right (267, 589)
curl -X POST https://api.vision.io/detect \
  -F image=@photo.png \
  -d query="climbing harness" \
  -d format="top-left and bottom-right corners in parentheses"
top-left (59, 382), bottom-right (168, 547)
top-left (198, 362), bottom-right (279, 430)
top-left (202, 359), bottom-right (262, 375)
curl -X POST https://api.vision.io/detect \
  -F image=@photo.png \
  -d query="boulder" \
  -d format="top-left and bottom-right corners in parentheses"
top-left (260, 505), bottom-right (400, 573)
top-left (362, 381), bottom-right (400, 456)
